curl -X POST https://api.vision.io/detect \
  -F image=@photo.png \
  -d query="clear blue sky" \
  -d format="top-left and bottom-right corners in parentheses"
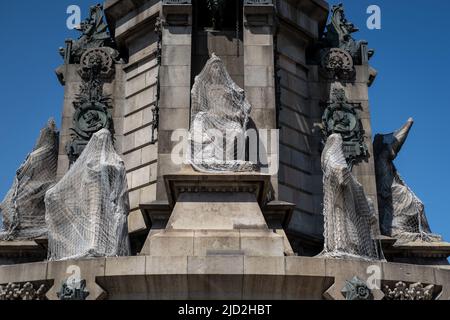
top-left (0, 1), bottom-right (449, 241)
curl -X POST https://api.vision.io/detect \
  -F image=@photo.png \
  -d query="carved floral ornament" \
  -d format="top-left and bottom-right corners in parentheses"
top-left (383, 282), bottom-right (436, 300)
top-left (57, 279), bottom-right (90, 301)
top-left (341, 277), bottom-right (373, 300)
top-left (0, 282), bottom-right (47, 301)
top-left (320, 48), bottom-right (355, 81)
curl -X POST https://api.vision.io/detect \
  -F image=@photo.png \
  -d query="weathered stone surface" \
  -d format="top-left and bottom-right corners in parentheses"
top-left (46, 129), bottom-right (130, 261)
top-left (0, 120), bottom-right (59, 241)
top-left (167, 192), bottom-right (268, 230)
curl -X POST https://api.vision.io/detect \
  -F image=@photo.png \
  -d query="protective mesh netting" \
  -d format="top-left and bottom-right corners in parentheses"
top-left (387, 175), bottom-right (441, 243)
top-left (45, 129), bottom-right (130, 261)
top-left (320, 134), bottom-right (379, 261)
top-left (0, 119), bottom-right (59, 241)
top-left (374, 119), bottom-right (442, 244)
top-left (188, 53), bottom-right (257, 173)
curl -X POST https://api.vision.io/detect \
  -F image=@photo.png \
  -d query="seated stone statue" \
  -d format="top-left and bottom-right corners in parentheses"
top-left (188, 53), bottom-right (256, 173)
top-left (320, 134), bottom-right (379, 260)
top-left (0, 119), bottom-right (59, 241)
top-left (374, 118), bottom-right (441, 243)
top-left (45, 129), bottom-right (130, 261)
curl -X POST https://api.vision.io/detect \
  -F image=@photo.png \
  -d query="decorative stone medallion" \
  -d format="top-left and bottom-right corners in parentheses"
top-left (320, 48), bottom-right (355, 80)
top-left (341, 277), bottom-right (373, 300)
top-left (57, 279), bottom-right (90, 301)
top-left (79, 47), bottom-right (115, 80)
top-left (322, 88), bottom-right (368, 165)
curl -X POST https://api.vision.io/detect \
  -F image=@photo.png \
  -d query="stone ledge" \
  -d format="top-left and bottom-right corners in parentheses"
top-left (1, 256), bottom-right (449, 300)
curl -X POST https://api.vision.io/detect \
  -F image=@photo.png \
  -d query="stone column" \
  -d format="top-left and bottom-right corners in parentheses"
top-left (156, 1), bottom-right (193, 200)
top-left (243, 1), bottom-right (279, 198)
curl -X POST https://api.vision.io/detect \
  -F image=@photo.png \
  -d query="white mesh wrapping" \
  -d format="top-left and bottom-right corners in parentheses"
top-left (188, 53), bottom-right (256, 173)
top-left (320, 134), bottom-right (379, 260)
top-left (45, 129), bottom-right (130, 261)
top-left (374, 119), bottom-right (442, 243)
top-left (0, 119), bottom-right (59, 240)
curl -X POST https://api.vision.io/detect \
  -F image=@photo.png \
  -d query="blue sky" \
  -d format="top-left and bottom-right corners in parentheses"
top-left (0, 1), bottom-right (449, 241)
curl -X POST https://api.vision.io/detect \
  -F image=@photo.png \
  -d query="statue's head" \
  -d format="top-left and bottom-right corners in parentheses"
top-left (374, 118), bottom-right (414, 161)
top-left (34, 119), bottom-right (59, 151)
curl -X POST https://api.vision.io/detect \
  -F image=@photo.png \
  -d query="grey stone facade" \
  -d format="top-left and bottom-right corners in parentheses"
top-left (1, 0), bottom-right (449, 301)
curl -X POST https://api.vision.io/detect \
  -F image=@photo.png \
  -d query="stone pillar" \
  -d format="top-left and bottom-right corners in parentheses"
top-left (156, 1), bottom-right (193, 200)
top-left (55, 60), bottom-right (125, 181)
top-left (243, 1), bottom-right (279, 197)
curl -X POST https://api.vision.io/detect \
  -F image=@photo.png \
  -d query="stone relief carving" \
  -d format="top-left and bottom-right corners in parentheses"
top-left (322, 88), bottom-right (368, 166)
top-left (308, 3), bottom-right (374, 80)
top-left (66, 44), bottom-right (115, 165)
top-left (341, 277), bottom-right (373, 300)
top-left (188, 54), bottom-right (257, 173)
top-left (59, 4), bottom-right (119, 64)
top-left (319, 134), bottom-right (379, 261)
top-left (383, 282), bottom-right (435, 300)
top-left (0, 119), bottom-right (59, 241)
top-left (374, 119), bottom-right (442, 243)
top-left (320, 48), bottom-right (355, 81)
top-left (46, 129), bottom-right (131, 261)
top-left (0, 282), bottom-right (47, 300)
top-left (57, 279), bottom-right (90, 301)
top-left (150, 17), bottom-right (163, 145)
top-left (323, 3), bottom-right (374, 64)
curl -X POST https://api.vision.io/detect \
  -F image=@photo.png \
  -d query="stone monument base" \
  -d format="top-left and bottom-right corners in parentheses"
top-left (379, 236), bottom-right (450, 266)
top-left (140, 167), bottom-right (294, 257)
top-left (0, 239), bottom-right (47, 266)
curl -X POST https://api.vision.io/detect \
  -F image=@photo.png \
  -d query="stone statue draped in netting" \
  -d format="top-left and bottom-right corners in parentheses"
top-left (374, 118), bottom-right (441, 243)
top-left (0, 119), bottom-right (59, 241)
top-left (45, 129), bottom-right (130, 261)
top-left (188, 53), bottom-right (256, 173)
top-left (320, 134), bottom-right (379, 260)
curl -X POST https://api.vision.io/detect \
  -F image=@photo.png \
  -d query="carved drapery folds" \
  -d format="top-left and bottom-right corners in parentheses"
top-left (322, 88), bottom-right (368, 166)
top-left (320, 134), bottom-right (379, 261)
top-left (0, 282), bottom-right (47, 301)
top-left (61, 4), bottom-right (119, 165)
top-left (374, 119), bottom-right (442, 243)
top-left (383, 282), bottom-right (436, 300)
top-left (188, 54), bottom-right (257, 173)
top-left (0, 119), bottom-right (59, 241)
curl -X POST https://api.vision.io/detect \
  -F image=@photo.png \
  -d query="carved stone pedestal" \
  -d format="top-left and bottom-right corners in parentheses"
top-left (379, 236), bottom-right (450, 266)
top-left (0, 239), bottom-right (47, 266)
top-left (140, 167), bottom-right (294, 257)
